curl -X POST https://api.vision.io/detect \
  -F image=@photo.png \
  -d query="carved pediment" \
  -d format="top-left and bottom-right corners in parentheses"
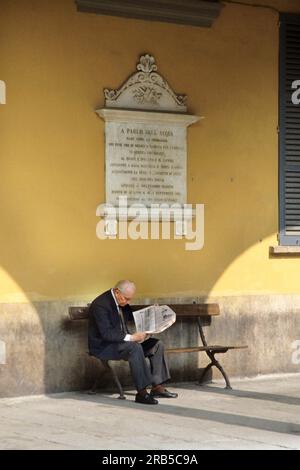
top-left (104, 54), bottom-right (187, 112)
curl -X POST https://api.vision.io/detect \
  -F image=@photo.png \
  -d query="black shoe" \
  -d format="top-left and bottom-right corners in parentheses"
top-left (135, 392), bottom-right (158, 405)
top-left (150, 389), bottom-right (178, 398)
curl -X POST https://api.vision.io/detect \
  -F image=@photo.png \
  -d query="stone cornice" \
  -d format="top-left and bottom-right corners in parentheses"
top-left (96, 108), bottom-right (201, 126)
top-left (270, 246), bottom-right (300, 255)
top-left (75, 0), bottom-right (223, 28)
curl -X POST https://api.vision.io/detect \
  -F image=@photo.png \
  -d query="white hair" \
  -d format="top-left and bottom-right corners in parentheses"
top-left (114, 280), bottom-right (136, 294)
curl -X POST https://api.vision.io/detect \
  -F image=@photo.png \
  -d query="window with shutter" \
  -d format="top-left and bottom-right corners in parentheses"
top-left (279, 14), bottom-right (300, 245)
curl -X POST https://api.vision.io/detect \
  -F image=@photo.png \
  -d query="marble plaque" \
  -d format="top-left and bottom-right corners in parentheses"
top-left (98, 109), bottom-right (199, 206)
top-left (106, 123), bottom-right (185, 205)
top-left (96, 54), bottom-right (202, 209)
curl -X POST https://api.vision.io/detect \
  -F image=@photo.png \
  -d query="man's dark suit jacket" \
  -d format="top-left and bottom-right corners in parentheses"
top-left (88, 289), bottom-right (134, 360)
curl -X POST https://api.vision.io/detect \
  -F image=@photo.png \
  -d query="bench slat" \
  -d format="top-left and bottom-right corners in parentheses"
top-left (167, 345), bottom-right (248, 353)
top-left (69, 307), bottom-right (89, 320)
top-left (69, 303), bottom-right (220, 321)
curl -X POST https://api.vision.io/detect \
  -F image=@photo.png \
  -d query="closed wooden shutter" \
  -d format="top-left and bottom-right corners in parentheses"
top-left (280, 14), bottom-right (300, 245)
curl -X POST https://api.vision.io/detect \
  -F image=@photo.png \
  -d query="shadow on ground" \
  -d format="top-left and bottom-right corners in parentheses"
top-left (50, 383), bottom-right (300, 436)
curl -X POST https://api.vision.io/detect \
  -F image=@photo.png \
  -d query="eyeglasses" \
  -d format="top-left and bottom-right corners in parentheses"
top-left (116, 289), bottom-right (133, 303)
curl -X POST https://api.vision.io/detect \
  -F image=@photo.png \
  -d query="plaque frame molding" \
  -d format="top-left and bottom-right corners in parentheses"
top-left (96, 54), bottom-right (203, 220)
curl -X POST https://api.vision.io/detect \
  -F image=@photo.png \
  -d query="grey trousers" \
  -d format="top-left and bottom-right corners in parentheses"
top-left (117, 338), bottom-right (171, 392)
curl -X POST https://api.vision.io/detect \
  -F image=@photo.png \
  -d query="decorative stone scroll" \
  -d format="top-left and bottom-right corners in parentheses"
top-left (96, 54), bottom-right (202, 209)
top-left (104, 54), bottom-right (187, 112)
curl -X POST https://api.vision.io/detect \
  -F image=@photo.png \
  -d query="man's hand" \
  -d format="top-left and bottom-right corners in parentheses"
top-left (131, 332), bottom-right (147, 343)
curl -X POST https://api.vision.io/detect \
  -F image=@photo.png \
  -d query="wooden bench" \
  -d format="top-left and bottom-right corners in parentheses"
top-left (69, 303), bottom-right (247, 397)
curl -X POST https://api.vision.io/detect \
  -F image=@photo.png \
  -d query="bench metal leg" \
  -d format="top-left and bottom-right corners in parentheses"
top-left (199, 352), bottom-right (232, 390)
top-left (197, 318), bottom-right (232, 390)
top-left (88, 358), bottom-right (126, 399)
top-left (107, 361), bottom-right (126, 400)
top-left (211, 355), bottom-right (232, 390)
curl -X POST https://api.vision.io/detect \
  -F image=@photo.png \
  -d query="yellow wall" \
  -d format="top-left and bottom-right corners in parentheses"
top-left (1, 0), bottom-right (300, 302)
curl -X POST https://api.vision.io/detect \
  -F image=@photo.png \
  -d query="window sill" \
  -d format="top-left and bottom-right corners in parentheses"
top-left (270, 246), bottom-right (300, 254)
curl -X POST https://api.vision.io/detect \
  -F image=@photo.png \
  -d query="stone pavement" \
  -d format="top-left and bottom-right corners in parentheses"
top-left (0, 373), bottom-right (299, 450)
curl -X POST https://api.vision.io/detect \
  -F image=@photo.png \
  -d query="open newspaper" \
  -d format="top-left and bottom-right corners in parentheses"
top-left (132, 305), bottom-right (176, 334)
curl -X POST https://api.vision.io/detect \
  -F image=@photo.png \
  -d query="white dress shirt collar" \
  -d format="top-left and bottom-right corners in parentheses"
top-left (111, 288), bottom-right (120, 310)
